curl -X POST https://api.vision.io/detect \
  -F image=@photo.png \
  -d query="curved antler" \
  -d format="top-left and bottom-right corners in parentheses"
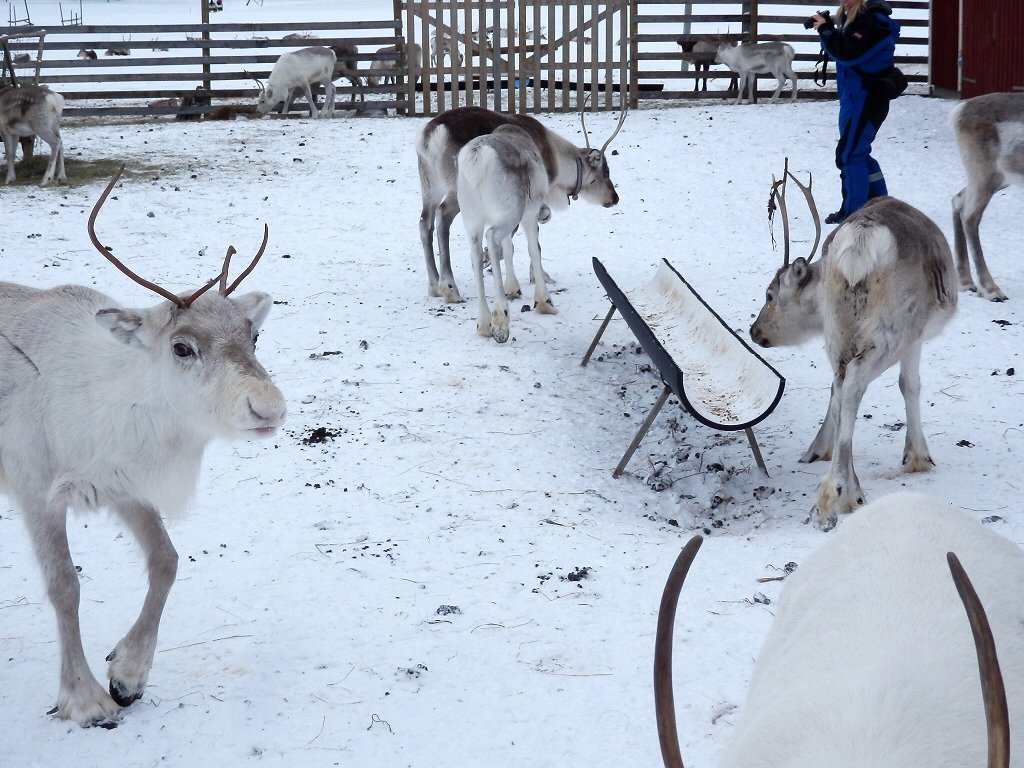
top-left (947, 552), bottom-right (1011, 768)
top-left (599, 105), bottom-right (628, 157)
top-left (784, 168), bottom-right (821, 262)
top-left (88, 165), bottom-right (191, 307)
top-left (579, 92), bottom-right (593, 149)
top-left (88, 166), bottom-right (270, 308)
top-left (221, 224), bottom-right (270, 296)
top-left (654, 535), bottom-right (703, 768)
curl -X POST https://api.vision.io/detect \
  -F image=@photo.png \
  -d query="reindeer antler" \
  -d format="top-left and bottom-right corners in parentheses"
top-left (579, 95), bottom-right (627, 156)
top-left (599, 105), bottom-right (628, 157)
top-left (768, 158), bottom-right (820, 268)
top-left (88, 165), bottom-right (269, 307)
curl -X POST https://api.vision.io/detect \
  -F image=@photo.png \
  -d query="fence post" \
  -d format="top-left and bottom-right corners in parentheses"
top-left (629, 0), bottom-right (638, 109)
top-left (200, 0), bottom-right (211, 92)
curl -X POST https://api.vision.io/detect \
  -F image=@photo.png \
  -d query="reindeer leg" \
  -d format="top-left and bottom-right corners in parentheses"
top-left (898, 341), bottom-right (935, 472)
top-left (22, 497), bottom-right (121, 727)
top-left (470, 231), bottom-right (491, 338)
top-left (503, 235), bottom-right (521, 298)
top-left (39, 132), bottom-right (60, 186)
top-left (300, 82), bottom-right (318, 118)
top-left (418, 159), bottom-right (443, 298)
top-left (485, 228), bottom-right (510, 343)
top-left (951, 188), bottom-right (978, 293)
top-left (523, 215), bottom-right (555, 315)
top-left (3, 134), bottom-right (17, 183)
top-left (955, 182), bottom-right (1007, 301)
top-left (814, 357), bottom-right (876, 530)
top-left (106, 502), bottom-right (178, 708)
top-left (436, 193), bottom-right (464, 303)
top-left (801, 382), bottom-right (837, 463)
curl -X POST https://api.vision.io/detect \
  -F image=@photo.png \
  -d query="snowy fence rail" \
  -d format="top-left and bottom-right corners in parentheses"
top-left (0, 19), bottom-right (405, 118)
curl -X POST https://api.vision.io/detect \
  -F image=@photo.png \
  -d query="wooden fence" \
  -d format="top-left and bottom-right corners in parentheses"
top-left (0, 19), bottom-right (405, 118)
top-left (634, 0), bottom-right (931, 103)
top-left (401, 0), bottom-right (630, 115)
top-left (0, 1), bottom-right (933, 119)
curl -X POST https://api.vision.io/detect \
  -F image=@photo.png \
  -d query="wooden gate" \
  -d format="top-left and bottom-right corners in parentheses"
top-left (401, 0), bottom-right (630, 115)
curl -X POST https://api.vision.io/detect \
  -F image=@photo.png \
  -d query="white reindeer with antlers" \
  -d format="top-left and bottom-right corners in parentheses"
top-left (416, 105), bottom-right (626, 304)
top-left (654, 491), bottom-right (1022, 768)
top-left (749, 162), bottom-right (957, 530)
top-left (951, 91), bottom-right (1024, 302)
top-left (0, 167), bottom-right (286, 728)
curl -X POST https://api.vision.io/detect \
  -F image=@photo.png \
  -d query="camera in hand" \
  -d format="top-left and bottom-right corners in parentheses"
top-left (803, 9), bottom-right (831, 29)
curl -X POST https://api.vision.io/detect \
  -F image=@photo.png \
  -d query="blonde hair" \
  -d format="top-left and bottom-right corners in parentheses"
top-left (838, 0), bottom-right (864, 26)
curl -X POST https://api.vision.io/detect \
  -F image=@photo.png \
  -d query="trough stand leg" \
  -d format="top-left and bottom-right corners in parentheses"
top-left (581, 304), bottom-right (617, 367)
top-left (744, 428), bottom-right (769, 477)
top-left (614, 385), bottom-right (672, 479)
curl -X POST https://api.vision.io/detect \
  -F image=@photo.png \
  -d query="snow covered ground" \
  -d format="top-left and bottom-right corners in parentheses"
top-left (2, 3), bottom-right (1023, 768)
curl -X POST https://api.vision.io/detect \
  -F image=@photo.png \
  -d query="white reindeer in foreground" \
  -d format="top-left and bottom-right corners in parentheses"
top-left (655, 491), bottom-right (1021, 768)
top-left (417, 105), bottom-right (625, 304)
top-left (255, 45), bottom-right (336, 118)
top-left (715, 41), bottom-right (797, 105)
top-left (0, 167), bottom-right (286, 727)
top-left (951, 91), bottom-right (1024, 302)
top-left (749, 165), bottom-right (957, 530)
top-left (0, 84), bottom-right (65, 185)
top-left (457, 124), bottom-right (553, 343)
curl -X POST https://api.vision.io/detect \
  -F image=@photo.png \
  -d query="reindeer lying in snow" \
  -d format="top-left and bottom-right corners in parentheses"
top-left (0, 167), bottom-right (286, 727)
top-left (715, 41), bottom-right (797, 105)
top-left (0, 84), bottom-right (66, 185)
top-left (655, 491), bottom-right (1022, 768)
top-left (417, 105), bottom-right (625, 304)
top-left (951, 91), bottom-right (1024, 302)
top-left (457, 124), bottom-right (554, 343)
top-left (255, 45), bottom-right (336, 118)
top-left (749, 165), bottom-right (957, 530)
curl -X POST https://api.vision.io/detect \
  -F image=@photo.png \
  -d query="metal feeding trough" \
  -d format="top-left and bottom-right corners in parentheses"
top-left (583, 257), bottom-right (785, 477)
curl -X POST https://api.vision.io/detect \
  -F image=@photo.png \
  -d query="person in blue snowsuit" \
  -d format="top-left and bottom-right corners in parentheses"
top-left (811, 0), bottom-right (900, 224)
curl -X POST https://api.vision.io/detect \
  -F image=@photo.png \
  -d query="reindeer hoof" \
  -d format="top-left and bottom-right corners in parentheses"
top-left (109, 680), bottom-right (143, 708)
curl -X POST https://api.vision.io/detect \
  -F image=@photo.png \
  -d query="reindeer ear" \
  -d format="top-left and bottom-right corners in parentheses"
top-left (791, 257), bottom-right (810, 283)
top-left (585, 148), bottom-right (603, 168)
top-left (95, 308), bottom-right (144, 345)
top-left (231, 291), bottom-right (273, 330)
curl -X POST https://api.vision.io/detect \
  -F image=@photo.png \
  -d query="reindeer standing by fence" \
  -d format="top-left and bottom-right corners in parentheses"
top-left (0, 167), bottom-right (286, 727)
top-left (715, 41), bottom-right (798, 104)
top-left (0, 83), bottom-right (65, 185)
top-left (749, 165), bottom-right (957, 530)
top-left (951, 91), bottom-right (1024, 302)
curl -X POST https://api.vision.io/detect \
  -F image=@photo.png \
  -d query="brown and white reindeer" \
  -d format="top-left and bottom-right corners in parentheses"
top-left (951, 91), bottom-right (1024, 302)
top-left (714, 41), bottom-right (798, 105)
top-left (0, 84), bottom-right (65, 185)
top-left (654, 491), bottom-right (1021, 768)
top-left (416, 105), bottom-right (625, 304)
top-left (0, 167), bottom-right (286, 727)
top-left (749, 164), bottom-right (957, 531)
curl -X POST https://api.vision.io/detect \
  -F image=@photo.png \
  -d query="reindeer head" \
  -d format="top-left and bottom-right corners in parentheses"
top-left (749, 160), bottom-right (825, 348)
top-left (576, 104), bottom-right (627, 208)
top-left (87, 166), bottom-right (286, 439)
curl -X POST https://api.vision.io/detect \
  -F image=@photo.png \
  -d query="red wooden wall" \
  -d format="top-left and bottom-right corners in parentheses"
top-left (931, 0), bottom-right (1024, 97)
